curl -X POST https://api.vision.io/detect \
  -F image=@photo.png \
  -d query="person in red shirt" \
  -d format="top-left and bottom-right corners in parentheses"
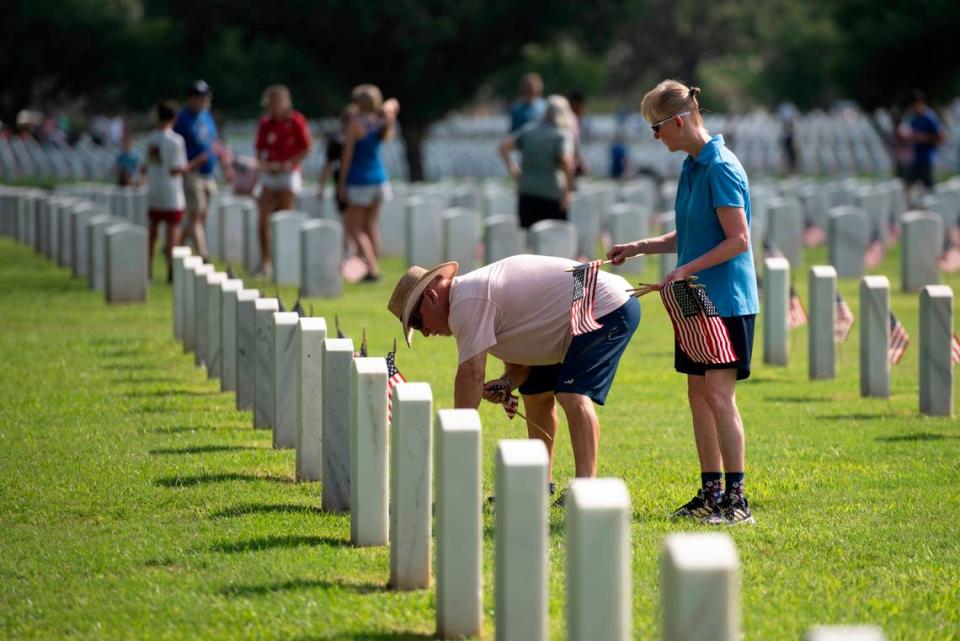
top-left (254, 84), bottom-right (312, 277)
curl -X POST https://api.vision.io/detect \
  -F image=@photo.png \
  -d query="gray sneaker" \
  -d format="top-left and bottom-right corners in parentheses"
top-left (707, 494), bottom-right (756, 526)
top-left (670, 489), bottom-right (718, 520)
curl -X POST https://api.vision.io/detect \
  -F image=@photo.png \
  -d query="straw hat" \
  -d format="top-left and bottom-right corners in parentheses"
top-left (387, 261), bottom-right (459, 347)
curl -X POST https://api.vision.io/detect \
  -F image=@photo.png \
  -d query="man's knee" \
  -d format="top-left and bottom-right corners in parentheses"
top-left (555, 391), bottom-right (593, 416)
top-left (522, 391), bottom-right (555, 413)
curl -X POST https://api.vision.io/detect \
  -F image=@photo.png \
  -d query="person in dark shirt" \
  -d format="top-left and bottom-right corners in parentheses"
top-left (905, 89), bottom-right (945, 203)
top-left (318, 104), bottom-right (357, 215)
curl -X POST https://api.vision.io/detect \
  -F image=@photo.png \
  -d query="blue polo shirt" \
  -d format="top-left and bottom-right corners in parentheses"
top-left (173, 108), bottom-right (218, 176)
top-left (509, 98), bottom-right (546, 133)
top-left (910, 107), bottom-right (941, 166)
top-left (674, 134), bottom-right (759, 317)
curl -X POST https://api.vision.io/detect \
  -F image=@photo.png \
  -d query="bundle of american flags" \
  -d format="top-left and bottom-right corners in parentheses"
top-left (835, 292), bottom-right (855, 342)
top-left (788, 286), bottom-right (808, 329)
top-left (569, 259), bottom-right (604, 336)
top-left (888, 311), bottom-right (910, 365)
top-left (660, 279), bottom-right (737, 364)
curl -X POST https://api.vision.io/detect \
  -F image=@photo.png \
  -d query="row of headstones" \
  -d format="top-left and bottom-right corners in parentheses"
top-left (761, 258), bottom-right (955, 416)
top-left (171, 247), bottom-right (882, 641)
top-left (0, 186), bottom-right (148, 302)
top-left (54, 182), bottom-right (149, 226)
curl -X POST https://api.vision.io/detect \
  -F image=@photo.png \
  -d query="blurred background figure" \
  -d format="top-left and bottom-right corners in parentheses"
top-left (115, 122), bottom-right (144, 186)
top-left (254, 84), bottom-right (312, 278)
top-left (905, 89), bottom-right (945, 204)
top-left (778, 101), bottom-right (799, 175)
top-left (175, 80), bottom-right (219, 261)
top-left (567, 89), bottom-right (590, 179)
top-left (499, 94), bottom-right (576, 229)
top-left (508, 72), bottom-right (546, 134)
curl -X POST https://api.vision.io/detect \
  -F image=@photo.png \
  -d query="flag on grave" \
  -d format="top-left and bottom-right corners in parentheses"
top-left (292, 288), bottom-right (305, 317)
top-left (569, 259), bottom-right (604, 336)
top-left (835, 292), bottom-right (855, 342)
top-left (952, 332), bottom-right (960, 366)
top-left (864, 233), bottom-right (885, 270)
top-left (386, 340), bottom-right (406, 424)
top-left (788, 286), bottom-right (808, 329)
top-left (660, 280), bottom-right (737, 364)
top-left (888, 311), bottom-right (909, 365)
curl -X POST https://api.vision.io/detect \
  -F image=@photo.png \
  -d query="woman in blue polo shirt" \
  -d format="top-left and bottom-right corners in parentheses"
top-left (608, 80), bottom-right (758, 525)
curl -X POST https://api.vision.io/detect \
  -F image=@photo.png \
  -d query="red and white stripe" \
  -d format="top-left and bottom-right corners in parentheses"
top-left (660, 283), bottom-right (738, 365)
top-left (788, 289), bottom-right (808, 330)
top-left (951, 332), bottom-right (960, 366)
top-left (570, 260), bottom-right (603, 336)
top-left (387, 372), bottom-right (406, 424)
top-left (888, 315), bottom-right (910, 365)
top-left (835, 295), bottom-right (854, 343)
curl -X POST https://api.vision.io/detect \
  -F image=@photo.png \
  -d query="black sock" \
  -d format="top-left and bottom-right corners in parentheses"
top-left (701, 472), bottom-right (723, 504)
top-left (725, 472), bottom-right (745, 498)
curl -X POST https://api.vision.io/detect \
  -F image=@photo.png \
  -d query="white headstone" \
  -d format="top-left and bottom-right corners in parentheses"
top-left (380, 196), bottom-right (406, 255)
top-left (405, 197), bottom-right (443, 267)
top-left (827, 206), bottom-right (869, 278)
top-left (608, 203), bottom-right (648, 275)
top-left (435, 409), bottom-right (483, 639)
top-left (767, 197), bottom-right (803, 268)
top-left (322, 338), bottom-right (354, 511)
top-left (296, 317), bottom-right (328, 481)
top-left (272, 311), bottom-right (300, 448)
top-left (529, 219), bottom-right (576, 259)
top-left (254, 298), bottom-right (280, 429)
top-left (220, 196), bottom-right (251, 265)
top-left (105, 224), bottom-right (148, 303)
top-left (271, 210), bottom-right (310, 284)
top-left (219, 279), bottom-right (243, 392)
top-left (389, 382), bottom-right (434, 590)
top-left (300, 219), bottom-right (343, 297)
top-left (192, 264), bottom-right (215, 366)
top-left (70, 204), bottom-right (98, 278)
top-left (171, 247), bottom-right (192, 341)
top-left (569, 192), bottom-right (601, 258)
top-left (350, 357), bottom-right (389, 547)
top-left (805, 626), bottom-right (887, 641)
top-left (180, 257), bottom-right (203, 352)
top-left (763, 257), bottom-right (790, 366)
top-left (235, 289), bottom-right (260, 410)
top-left (808, 266), bottom-right (837, 380)
top-left (484, 215), bottom-right (524, 264)
top-left (919, 285), bottom-right (954, 416)
top-left (662, 533), bottom-right (739, 641)
top-left (900, 212), bottom-right (942, 292)
top-left (243, 203), bottom-right (260, 274)
top-left (566, 478), bottom-right (632, 641)
top-left (495, 439), bottom-right (549, 641)
top-left (86, 215), bottom-right (118, 290)
top-left (443, 208), bottom-right (480, 273)
top-left (859, 276), bottom-right (890, 398)
top-left (205, 272), bottom-right (228, 378)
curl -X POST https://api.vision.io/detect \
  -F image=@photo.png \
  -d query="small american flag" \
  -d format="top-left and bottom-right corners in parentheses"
top-left (888, 311), bottom-right (909, 365)
top-left (835, 292), bottom-right (854, 342)
top-left (570, 260), bottom-right (603, 336)
top-left (952, 332), bottom-right (960, 366)
top-left (864, 239), bottom-right (885, 270)
top-left (660, 280), bottom-right (737, 365)
top-left (503, 394), bottom-right (519, 420)
top-left (386, 348), bottom-right (406, 424)
top-left (788, 286), bottom-right (808, 329)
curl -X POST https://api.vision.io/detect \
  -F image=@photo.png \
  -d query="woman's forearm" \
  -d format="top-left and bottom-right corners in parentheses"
top-left (682, 234), bottom-right (749, 274)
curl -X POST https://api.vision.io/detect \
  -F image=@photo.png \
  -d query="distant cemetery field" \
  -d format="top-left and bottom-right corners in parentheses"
top-left (0, 235), bottom-right (957, 640)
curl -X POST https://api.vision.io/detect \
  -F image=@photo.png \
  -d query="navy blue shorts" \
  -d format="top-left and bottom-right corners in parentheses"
top-left (519, 298), bottom-right (640, 405)
top-left (674, 314), bottom-right (755, 380)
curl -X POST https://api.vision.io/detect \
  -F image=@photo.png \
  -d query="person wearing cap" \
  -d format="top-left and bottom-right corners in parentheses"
top-left (174, 80), bottom-right (222, 261)
top-left (388, 254), bottom-right (640, 500)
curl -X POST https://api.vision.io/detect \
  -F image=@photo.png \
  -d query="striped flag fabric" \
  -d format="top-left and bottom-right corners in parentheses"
top-left (952, 332), bottom-right (960, 366)
top-left (835, 293), bottom-right (855, 342)
top-left (888, 311), bottom-right (910, 365)
top-left (386, 349), bottom-right (406, 424)
top-left (569, 259), bottom-right (603, 336)
top-left (660, 280), bottom-right (737, 365)
top-left (864, 239), bottom-right (885, 270)
top-left (502, 394), bottom-right (519, 420)
top-left (788, 286), bottom-right (808, 329)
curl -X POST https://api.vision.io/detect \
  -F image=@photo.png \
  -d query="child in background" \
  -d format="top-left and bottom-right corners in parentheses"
top-left (115, 127), bottom-right (144, 186)
top-left (145, 101), bottom-right (191, 283)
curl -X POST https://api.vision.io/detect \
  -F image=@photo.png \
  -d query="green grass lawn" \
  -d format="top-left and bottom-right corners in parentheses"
top-left (1, 236), bottom-right (958, 641)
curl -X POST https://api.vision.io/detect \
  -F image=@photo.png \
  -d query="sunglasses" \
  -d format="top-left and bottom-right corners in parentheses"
top-left (651, 111), bottom-right (690, 134)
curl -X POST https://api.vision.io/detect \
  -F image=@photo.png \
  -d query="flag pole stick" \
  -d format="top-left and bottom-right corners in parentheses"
top-left (564, 253), bottom-right (646, 272)
top-left (509, 404), bottom-right (553, 442)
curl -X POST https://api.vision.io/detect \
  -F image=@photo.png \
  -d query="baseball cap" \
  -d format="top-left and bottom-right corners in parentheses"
top-left (187, 80), bottom-right (211, 97)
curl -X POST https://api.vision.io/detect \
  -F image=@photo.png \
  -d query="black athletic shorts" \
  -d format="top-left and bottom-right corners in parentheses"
top-left (518, 193), bottom-right (567, 229)
top-left (674, 314), bottom-right (755, 381)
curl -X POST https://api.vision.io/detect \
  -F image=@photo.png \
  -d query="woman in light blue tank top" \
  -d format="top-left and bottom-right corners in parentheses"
top-left (338, 84), bottom-right (399, 283)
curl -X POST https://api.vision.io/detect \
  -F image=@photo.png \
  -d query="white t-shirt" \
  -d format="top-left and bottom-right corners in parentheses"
top-left (146, 128), bottom-right (187, 211)
top-left (447, 254), bottom-right (632, 365)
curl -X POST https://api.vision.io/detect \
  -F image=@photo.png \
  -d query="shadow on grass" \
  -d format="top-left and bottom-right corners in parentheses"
top-left (219, 577), bottom-right (385, 598)
top-left (101, 363), bottom-right (164, 372)
top-left (155, 472), bottom-right (294, 487)
top-left (127, 389), bottom-right (221, 398)
top-left (111, 376), bottom-right (179, 385)
top-left (210, 535), bottom-right (350, 554)
top-left (876, 432), bottom-right (959, 442)
top-left (815, 413), bottom-right (886, 421)
top-left (149, 444), bottom-right (262, 455)
top-left (292, 633), bottom-right (435, 641)
top-left (765, 396), bottom-right (833, 403)
top-left (152, 425), bottom-right (248, 434)
top-left (210, 503), bottom-right (325, 519)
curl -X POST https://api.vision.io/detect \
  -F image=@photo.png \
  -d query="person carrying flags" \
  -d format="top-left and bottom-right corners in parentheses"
top-left (607, 80), bottom-right (759, 525)
top-left (387, 255), bottom-right (639, 506)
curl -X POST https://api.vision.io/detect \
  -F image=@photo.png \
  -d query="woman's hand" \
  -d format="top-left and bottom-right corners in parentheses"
top-left (607, 241), bottom-right (640, 265)
top-left (658, 263), bottom-right (693, 288)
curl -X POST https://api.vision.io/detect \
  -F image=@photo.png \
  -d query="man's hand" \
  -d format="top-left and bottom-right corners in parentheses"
top-left (482, 377), bottom-right (512, 404)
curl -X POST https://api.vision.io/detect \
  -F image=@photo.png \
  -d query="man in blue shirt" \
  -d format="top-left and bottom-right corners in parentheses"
top-left (906, 90), bottom-right (945, 201)
top-left (508, 72), bottom-right (547, 133)
top-left (174, 80), bottom-right (222, 260)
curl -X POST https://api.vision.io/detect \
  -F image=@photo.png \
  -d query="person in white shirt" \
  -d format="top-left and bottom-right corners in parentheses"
top-left (145, 100), bottom-right (206, 282)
